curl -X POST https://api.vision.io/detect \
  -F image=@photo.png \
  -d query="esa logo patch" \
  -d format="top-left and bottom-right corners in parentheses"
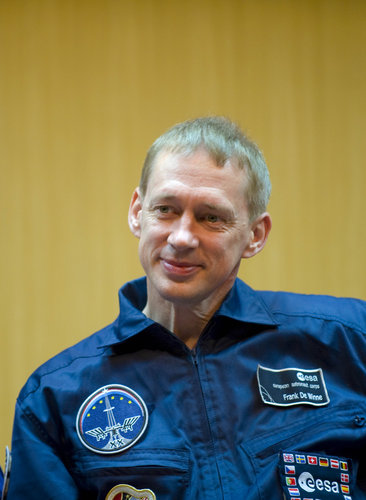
top-left (76, 384), bottom-right (148, 454)
top-left (279, 451), bottom-right (354, 499)
top-left (105, 484), bottom-right (156, 500)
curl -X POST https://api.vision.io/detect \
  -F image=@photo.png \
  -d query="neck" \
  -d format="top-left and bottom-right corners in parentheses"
top-left (143, 281), bottom-right (233, 349)
top-left (144, 303), bottom-right (209, 348)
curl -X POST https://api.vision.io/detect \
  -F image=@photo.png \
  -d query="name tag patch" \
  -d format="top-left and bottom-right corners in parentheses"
top-left (257, 365), bottom-right (329, 407)
top-left (279, 451), bottom-right (354, 499)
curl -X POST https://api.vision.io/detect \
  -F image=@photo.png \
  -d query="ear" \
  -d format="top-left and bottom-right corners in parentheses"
top-left (242, 212), bottom-right (272, 259)
top-left (128, 188), bottom-right (143, 238)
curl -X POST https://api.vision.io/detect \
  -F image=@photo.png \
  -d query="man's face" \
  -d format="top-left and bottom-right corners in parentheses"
top-left (129, 149), bottom-right (265, 308)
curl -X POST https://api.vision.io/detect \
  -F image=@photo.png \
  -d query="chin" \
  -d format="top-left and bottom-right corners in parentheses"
top-left (155, 281), bottom-right (206, 305)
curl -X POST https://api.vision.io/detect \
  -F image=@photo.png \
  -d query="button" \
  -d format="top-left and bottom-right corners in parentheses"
top-left (354, 415), bottom-right (366, 427)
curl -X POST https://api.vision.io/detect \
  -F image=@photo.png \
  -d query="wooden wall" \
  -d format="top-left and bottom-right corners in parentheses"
top-left (1, 0), bottom-right (366, 461)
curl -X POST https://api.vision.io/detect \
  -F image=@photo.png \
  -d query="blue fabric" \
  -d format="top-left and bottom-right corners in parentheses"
top-left (0, 467), bottom-right (3, 498)
top-left (7, 278), bottom-right (366, 499)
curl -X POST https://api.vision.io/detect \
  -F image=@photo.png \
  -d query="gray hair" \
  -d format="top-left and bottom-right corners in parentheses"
top-left (139, 116), bottom-right (271, 220)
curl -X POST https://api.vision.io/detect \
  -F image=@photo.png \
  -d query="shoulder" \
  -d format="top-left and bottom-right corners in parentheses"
top-left (17, 278), bottom-right (148, 405)
top-left (17, 319), bottom-right (117, 404)
top-left (257, 289), bottom-right (366, 333)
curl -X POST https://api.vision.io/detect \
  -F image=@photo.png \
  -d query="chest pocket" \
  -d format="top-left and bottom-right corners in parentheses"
top-left (241, 404), bottom-right (366, 500)
top-left (68, 448), bottom-right (191, 500)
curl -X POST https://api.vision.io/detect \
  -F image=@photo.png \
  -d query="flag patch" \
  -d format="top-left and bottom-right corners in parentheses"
top-left (319, 457), bottom-right (329, 467)
top-left (296, 455), bottom-right (306, 464)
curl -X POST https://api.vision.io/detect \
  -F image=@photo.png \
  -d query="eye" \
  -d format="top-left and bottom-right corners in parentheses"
top-left (200, 212), bottom-right (229, 229)
top-left (157, 205), bottom-right (171, 214)
top-left (153, 205), bottom-right (175, 217)
top-left (206, 214), bottom-right (219, 223)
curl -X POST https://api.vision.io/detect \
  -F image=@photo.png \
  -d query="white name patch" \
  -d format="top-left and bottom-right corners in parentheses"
top-left (257, 365), bottom-right (330, 407)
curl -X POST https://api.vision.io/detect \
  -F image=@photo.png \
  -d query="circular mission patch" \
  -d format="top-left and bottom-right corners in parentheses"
top-left (76, 384), bottom-right (148, 454)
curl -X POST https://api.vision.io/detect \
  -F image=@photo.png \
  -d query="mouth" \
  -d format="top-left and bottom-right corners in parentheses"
top-left (160, 258), bottom-right (201, 277)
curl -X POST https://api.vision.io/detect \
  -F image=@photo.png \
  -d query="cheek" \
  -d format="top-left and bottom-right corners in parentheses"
top-left (138, 226), bottom-right (164, 256)
top-left (213, 235), bottom-right (249, 263)
top-left (141, 215), bottom-right (167, 234)
top-left (207, 232), bottom-right (244, 253)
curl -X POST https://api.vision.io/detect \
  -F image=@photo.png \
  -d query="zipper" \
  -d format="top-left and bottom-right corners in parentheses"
top-left (190, 347), bottom-right (225, 499)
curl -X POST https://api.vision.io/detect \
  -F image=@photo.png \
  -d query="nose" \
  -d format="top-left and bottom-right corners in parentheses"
top-left (167, 213), bottom-right (199, 250)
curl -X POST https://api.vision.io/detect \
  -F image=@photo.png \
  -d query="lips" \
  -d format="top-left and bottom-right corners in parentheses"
top-left (160, 258), bottom-right (201, 277)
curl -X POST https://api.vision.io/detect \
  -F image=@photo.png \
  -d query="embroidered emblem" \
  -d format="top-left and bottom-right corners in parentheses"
top-left (257, 365), bottom-right (330, 407)
top-left (76, 384), bottom-right (148, 454)
top-left (105, 484), bottom-right (156, 500)
top-left (279, 451), bottom-right (354, 499)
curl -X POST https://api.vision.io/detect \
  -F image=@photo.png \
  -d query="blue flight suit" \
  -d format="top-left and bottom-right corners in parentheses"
top-left (6, 278), bottom-right (366, 499)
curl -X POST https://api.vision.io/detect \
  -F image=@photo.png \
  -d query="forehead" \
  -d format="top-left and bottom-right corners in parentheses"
top-left (147, 149), bottom-right (246, 193)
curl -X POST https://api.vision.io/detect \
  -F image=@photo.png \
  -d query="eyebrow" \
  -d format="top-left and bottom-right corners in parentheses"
top-left (149, 192), bottom-right (236, 217)
top-left (150, 193), bottom-right (178, 203)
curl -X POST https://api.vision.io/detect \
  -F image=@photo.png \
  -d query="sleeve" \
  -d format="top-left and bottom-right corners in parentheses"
top-left (6, 400), bottom-right (79, 500)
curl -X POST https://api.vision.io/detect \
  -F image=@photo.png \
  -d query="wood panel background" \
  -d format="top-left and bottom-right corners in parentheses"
top-left (1, 0), bottom-right (366, 463)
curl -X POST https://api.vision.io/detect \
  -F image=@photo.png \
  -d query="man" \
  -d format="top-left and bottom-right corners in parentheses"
top-left (6, 117), bottom-right (366, 499)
